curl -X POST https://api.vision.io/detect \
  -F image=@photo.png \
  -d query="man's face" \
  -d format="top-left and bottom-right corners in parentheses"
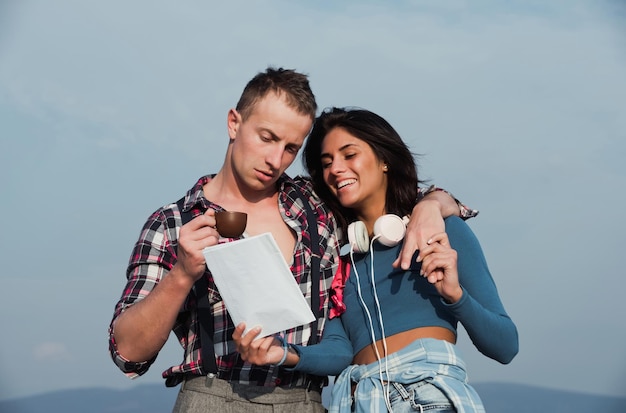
top-left (228, 92), bottom-right (313, 193)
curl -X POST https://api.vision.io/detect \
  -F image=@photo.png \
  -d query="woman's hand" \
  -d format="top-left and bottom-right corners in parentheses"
top-left (232, 323), bottom-right (285, 366)
top-left (418, 232), bottom-right (463, 304)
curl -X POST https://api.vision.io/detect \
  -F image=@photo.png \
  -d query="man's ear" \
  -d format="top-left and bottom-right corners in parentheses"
top-left (227, 108), bottom-right (241, 139)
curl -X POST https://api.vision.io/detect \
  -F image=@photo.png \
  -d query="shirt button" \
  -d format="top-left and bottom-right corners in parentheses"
top-left (285, 211), bottom-right (291, 217)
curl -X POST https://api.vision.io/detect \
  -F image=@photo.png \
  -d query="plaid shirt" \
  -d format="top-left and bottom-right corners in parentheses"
top-left (108, 177), bottom-right (476, 388)
top-left (109, 174), bottom-right (339, 388)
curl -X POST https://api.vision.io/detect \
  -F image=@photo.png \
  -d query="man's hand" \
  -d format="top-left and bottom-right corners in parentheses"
top-left (175, 208), bottom-right (220, 282)
top-left (394, 189), bottom-right (461, 270)
top-left (394, 199), bottom-right (445, 270)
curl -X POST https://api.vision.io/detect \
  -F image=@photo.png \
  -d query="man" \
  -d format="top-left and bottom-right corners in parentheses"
top-left (109, 67), bottom-right (475, 412)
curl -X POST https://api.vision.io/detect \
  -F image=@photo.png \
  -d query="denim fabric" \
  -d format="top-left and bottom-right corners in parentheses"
top-left (389, 381), bottom-right (455, 412)
top-left (330, 339), bottom-right (485, 413)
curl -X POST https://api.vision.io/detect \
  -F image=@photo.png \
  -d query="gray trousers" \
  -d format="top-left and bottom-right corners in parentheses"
top-left (172, 376), bottom-right (326, 413)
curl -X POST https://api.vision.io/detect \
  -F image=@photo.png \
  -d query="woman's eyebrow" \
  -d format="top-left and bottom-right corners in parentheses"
top-left (321, 143), bottom-right (357, 158)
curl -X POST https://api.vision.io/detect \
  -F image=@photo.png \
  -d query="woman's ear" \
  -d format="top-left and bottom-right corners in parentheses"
top-left (227, 108), bottom-right (241, 139)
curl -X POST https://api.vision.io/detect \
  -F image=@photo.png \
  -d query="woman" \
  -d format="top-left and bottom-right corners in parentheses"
top-left (234, 107), bottom-right (518, 412)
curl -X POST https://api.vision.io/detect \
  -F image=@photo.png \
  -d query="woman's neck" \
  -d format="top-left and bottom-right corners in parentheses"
top-left (355, 205), bottom-right (386, 236)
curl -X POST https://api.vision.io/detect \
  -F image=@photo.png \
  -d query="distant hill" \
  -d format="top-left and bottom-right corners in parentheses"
top-left (1, 382), bottom-right (624, 412)
top-left (474, 383), bottom-right (625, 412)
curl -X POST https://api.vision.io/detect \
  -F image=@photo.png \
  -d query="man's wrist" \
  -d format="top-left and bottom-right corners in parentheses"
top-left (419, 190), bottom-right (457, 218)
top-left (419, 186), bottom-right (479, 220)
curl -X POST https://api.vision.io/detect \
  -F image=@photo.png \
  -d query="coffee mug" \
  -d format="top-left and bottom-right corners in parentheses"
top-left (215, 211), bottom-right (248, 238)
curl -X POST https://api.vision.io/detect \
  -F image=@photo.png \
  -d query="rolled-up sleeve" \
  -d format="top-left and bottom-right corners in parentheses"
top-left (108, 208), bottom-right (177, 377)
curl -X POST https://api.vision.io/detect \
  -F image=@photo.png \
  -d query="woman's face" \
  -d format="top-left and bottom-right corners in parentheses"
top-left (320, 127), bottom-right (387, 214)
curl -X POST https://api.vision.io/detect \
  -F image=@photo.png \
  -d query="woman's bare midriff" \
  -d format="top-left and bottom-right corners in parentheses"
top-left (352, 326), bottom-right (456, 365)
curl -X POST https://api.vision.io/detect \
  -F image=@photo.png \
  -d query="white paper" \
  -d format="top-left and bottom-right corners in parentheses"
top-left (202, 232), bottom-right (315, 338)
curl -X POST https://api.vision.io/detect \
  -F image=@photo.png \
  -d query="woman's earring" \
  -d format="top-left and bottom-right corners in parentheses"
top-left (383, 164), bottom-right (389, 172)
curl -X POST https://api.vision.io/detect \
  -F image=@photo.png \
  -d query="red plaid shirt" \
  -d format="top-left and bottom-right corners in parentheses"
top-left (109, 174), bottom-right (339, 388)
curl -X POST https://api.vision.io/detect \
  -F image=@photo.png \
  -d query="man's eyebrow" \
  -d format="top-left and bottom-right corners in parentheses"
top-left (287, 141), bottom-right (302, 151)
top-left (260, 127), bottom-right (280, 141)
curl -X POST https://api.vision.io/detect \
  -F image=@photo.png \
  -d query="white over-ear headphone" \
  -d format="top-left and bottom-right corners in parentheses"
top-left (347, 214), bottom-right (410, 253)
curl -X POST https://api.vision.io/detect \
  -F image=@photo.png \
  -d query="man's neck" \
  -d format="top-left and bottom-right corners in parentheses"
top-left (203, 170), bottom-right (281, 210)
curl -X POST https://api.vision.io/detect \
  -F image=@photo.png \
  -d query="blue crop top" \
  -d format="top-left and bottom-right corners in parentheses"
top-left (291, 216), bottom-right (518, 376)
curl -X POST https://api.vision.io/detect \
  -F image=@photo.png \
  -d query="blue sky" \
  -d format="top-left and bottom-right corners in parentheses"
top-left (1, 0), bottom-right (625, 401)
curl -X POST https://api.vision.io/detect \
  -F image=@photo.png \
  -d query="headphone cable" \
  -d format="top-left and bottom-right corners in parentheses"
top-left (350, 237), bottom-right (393, 412)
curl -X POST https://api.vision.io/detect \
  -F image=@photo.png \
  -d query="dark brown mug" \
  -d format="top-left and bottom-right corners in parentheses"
top-left (215, 211), bottom-right (248, 238)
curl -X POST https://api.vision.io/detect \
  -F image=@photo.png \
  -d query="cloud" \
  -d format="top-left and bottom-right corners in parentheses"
top-left (33, 342), bottom-right (71, 362)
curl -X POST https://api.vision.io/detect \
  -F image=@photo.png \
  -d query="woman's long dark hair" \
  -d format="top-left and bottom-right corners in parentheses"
top-left (303, 107), bottom-right (423, 237)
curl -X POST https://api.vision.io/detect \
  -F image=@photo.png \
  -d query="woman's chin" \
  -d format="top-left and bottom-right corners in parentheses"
top-left (337, 196), bottom-right (358, 209)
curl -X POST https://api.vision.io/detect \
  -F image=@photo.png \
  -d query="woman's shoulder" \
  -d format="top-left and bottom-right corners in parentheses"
top-left (444, 215), bottom-right (481, 249)
top-left (444, 215), bottom-right (468, 231)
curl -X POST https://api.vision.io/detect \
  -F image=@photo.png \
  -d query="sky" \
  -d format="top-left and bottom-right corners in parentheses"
top-left (1, 0), bottom-right (625, 402)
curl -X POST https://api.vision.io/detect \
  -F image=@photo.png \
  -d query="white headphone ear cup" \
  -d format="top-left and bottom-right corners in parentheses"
top-left (373, 214), bottom-right (406, 247)
top-left (348, 221), bottom-right (370, 253)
